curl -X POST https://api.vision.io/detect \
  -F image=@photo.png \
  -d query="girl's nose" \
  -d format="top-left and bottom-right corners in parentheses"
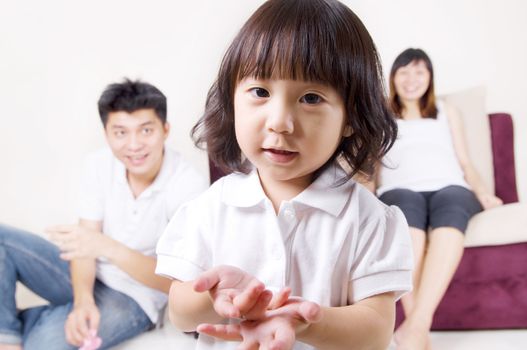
top-left (266, 102), bottom-right (294, 134)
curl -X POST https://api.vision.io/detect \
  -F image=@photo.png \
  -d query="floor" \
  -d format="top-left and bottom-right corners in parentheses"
top-left (115, 324), bottom-right (527, 349)
top-left (17, 284), bottom-right (527, 349)
top-left (429, 330), bottom-right (527, 350)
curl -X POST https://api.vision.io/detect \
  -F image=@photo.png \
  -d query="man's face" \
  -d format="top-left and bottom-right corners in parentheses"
top-left (105, 108), bottom-right (169, 181)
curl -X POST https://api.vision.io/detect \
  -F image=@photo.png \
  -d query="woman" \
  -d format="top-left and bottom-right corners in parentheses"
top-left (376, 48), bottom-right (502, 350)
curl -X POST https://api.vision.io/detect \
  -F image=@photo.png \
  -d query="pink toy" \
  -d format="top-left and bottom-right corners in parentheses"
top-left (79, 329), bottom-right (102, 350)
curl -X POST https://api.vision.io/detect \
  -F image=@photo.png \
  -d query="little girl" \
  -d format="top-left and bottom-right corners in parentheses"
top-left (156, 0), bottom-right (413, 349)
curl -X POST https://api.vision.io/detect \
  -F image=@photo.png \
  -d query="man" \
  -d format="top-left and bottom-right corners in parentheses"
top-left (0, 79), bottom-right (208, 350)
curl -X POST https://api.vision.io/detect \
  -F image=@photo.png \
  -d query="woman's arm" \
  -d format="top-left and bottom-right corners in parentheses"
top-left (445, 104), bottom-right (502, 209)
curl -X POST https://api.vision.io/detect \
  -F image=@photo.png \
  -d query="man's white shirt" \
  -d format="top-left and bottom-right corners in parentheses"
top-left (79, 147), bottom-right (208, 323)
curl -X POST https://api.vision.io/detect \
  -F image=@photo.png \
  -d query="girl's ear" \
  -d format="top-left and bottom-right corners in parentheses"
top-left (342, 125), bottom-right (353, 137)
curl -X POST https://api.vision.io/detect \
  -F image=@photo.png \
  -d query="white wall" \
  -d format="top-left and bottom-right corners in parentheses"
top-left (1, 0), bottom-right (525, 233)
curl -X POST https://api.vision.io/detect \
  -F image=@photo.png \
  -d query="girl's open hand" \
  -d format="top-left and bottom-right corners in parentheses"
top-left (197, 297), bottom-right (322, 350)
top-left (193, 265), bottom-right (273, 320)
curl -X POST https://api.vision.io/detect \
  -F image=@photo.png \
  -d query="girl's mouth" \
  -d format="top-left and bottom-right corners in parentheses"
top-left (263, 148), bottom-right (298, 163)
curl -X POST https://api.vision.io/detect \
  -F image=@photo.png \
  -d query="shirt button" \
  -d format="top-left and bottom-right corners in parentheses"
top-left (283, 209), bottom-right (295, 220)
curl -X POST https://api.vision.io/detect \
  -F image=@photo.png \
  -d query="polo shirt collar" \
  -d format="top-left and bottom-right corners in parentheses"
top-left (293, 163), bottom-right (352, 217)
top-left (222, 169), bottom-right (267, 208)
top-left (222, 162), bottom-right (352, 216)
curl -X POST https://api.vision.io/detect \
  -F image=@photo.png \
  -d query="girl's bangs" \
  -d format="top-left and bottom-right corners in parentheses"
top-left (234, 13), bottom-right (341, 87)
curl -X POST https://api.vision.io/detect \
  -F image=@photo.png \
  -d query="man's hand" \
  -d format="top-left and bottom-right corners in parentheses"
top-left (193, 265), bottom-right (274, 320)
top-left (46, 225), bottom-right (110, 260)
top-left (65, 301), bottom-right (100, 347)
top-left (197, 297), bottom-right (322, 350)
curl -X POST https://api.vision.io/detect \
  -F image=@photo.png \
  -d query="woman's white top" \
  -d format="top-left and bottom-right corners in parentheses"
top-left (156, 163), bottom-right (413, 350)
top-left (377, 102), bottom-right (469, 196)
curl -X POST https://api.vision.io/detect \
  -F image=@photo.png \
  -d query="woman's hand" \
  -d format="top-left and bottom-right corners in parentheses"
top-left (197, 297), bottom-right (322, 350)
top-left (476, 192), bottom-right (503, 210)
top-left (46, 224), bottom-right (111, 260)
top-left (193, 265), bottom-right (274, 320)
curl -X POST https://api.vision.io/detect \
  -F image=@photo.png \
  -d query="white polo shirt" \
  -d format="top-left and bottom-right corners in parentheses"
top-left (78, 147), bottom-right (208, 323)
top-left (156, 164), bottom-right (413, 350)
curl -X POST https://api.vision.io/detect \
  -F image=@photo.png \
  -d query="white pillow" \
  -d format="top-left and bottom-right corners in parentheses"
top-left (440, 86), bottom-right (494, 194)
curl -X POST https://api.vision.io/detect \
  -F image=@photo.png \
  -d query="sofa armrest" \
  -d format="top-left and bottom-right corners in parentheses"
top-left (488, 113), bottom-right (519, 203)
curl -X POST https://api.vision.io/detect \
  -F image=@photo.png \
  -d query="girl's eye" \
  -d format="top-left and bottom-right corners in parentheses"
top-left (250, 87), bottom-right (270, 98)
top-left (142, 128), bottom-right (153, 135)
top-left (115, 130), bottom-right (126, 137)
top-left (300, 93), bottom-right (322, 105)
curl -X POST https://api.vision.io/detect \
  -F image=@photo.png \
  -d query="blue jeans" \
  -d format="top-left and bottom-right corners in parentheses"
top-left (0, 224), bottom-right (153, 349)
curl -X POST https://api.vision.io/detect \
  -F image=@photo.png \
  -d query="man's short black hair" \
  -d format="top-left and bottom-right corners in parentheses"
top-left (98, 79), bottom-right (167, 126)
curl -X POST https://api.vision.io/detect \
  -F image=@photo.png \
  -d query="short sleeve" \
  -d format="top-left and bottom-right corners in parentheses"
top-left (77, 153), bottom-right (104, 221)
top-left (348, 205), bottom-right (413, 303)
top-left (155, 196), bottom-right (212, 281)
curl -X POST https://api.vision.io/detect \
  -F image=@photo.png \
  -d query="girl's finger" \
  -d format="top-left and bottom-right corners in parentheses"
top-left (236, 338), bottom-right (258, 350)
top-left (268, 287), bottom-right (291, 310)
top-left (214, 294), bottom-right (240, 318)
top-left (243, 289), bottom-right (272, 320)
top-left (233, 279), bottom-right (266, 315)
top-left (196, 323), bottom-right (242, 341)
top-left (269, 325), bottom-right (295, 350)
top-left (193, 268), bottom-right (222, 292)
top-left (298, 301), bottom-right (322, 323)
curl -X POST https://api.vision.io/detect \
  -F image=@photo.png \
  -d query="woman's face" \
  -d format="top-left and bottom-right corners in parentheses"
top-left (393, 60), bottom-right (431, 104)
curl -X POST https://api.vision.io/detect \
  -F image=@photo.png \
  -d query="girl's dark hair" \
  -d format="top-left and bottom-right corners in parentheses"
top-left (192, 0), bottom-right (397, 180)
top-left (389, 48), bottom-right (437, 119)
top-left (98, 78), bottom-right (167, 126)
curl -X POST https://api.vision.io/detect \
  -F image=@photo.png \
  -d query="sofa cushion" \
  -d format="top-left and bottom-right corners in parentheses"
top-left (441, 86), bottom-right (494, 194)
top-left (489, 113), bottom-right (519, 203)
top-left (396, 241), bottom-right (527, 330)
top-left (432, 242), bottom-right (527, 329)
top-left (465, 203), bottom-right (527, 247)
